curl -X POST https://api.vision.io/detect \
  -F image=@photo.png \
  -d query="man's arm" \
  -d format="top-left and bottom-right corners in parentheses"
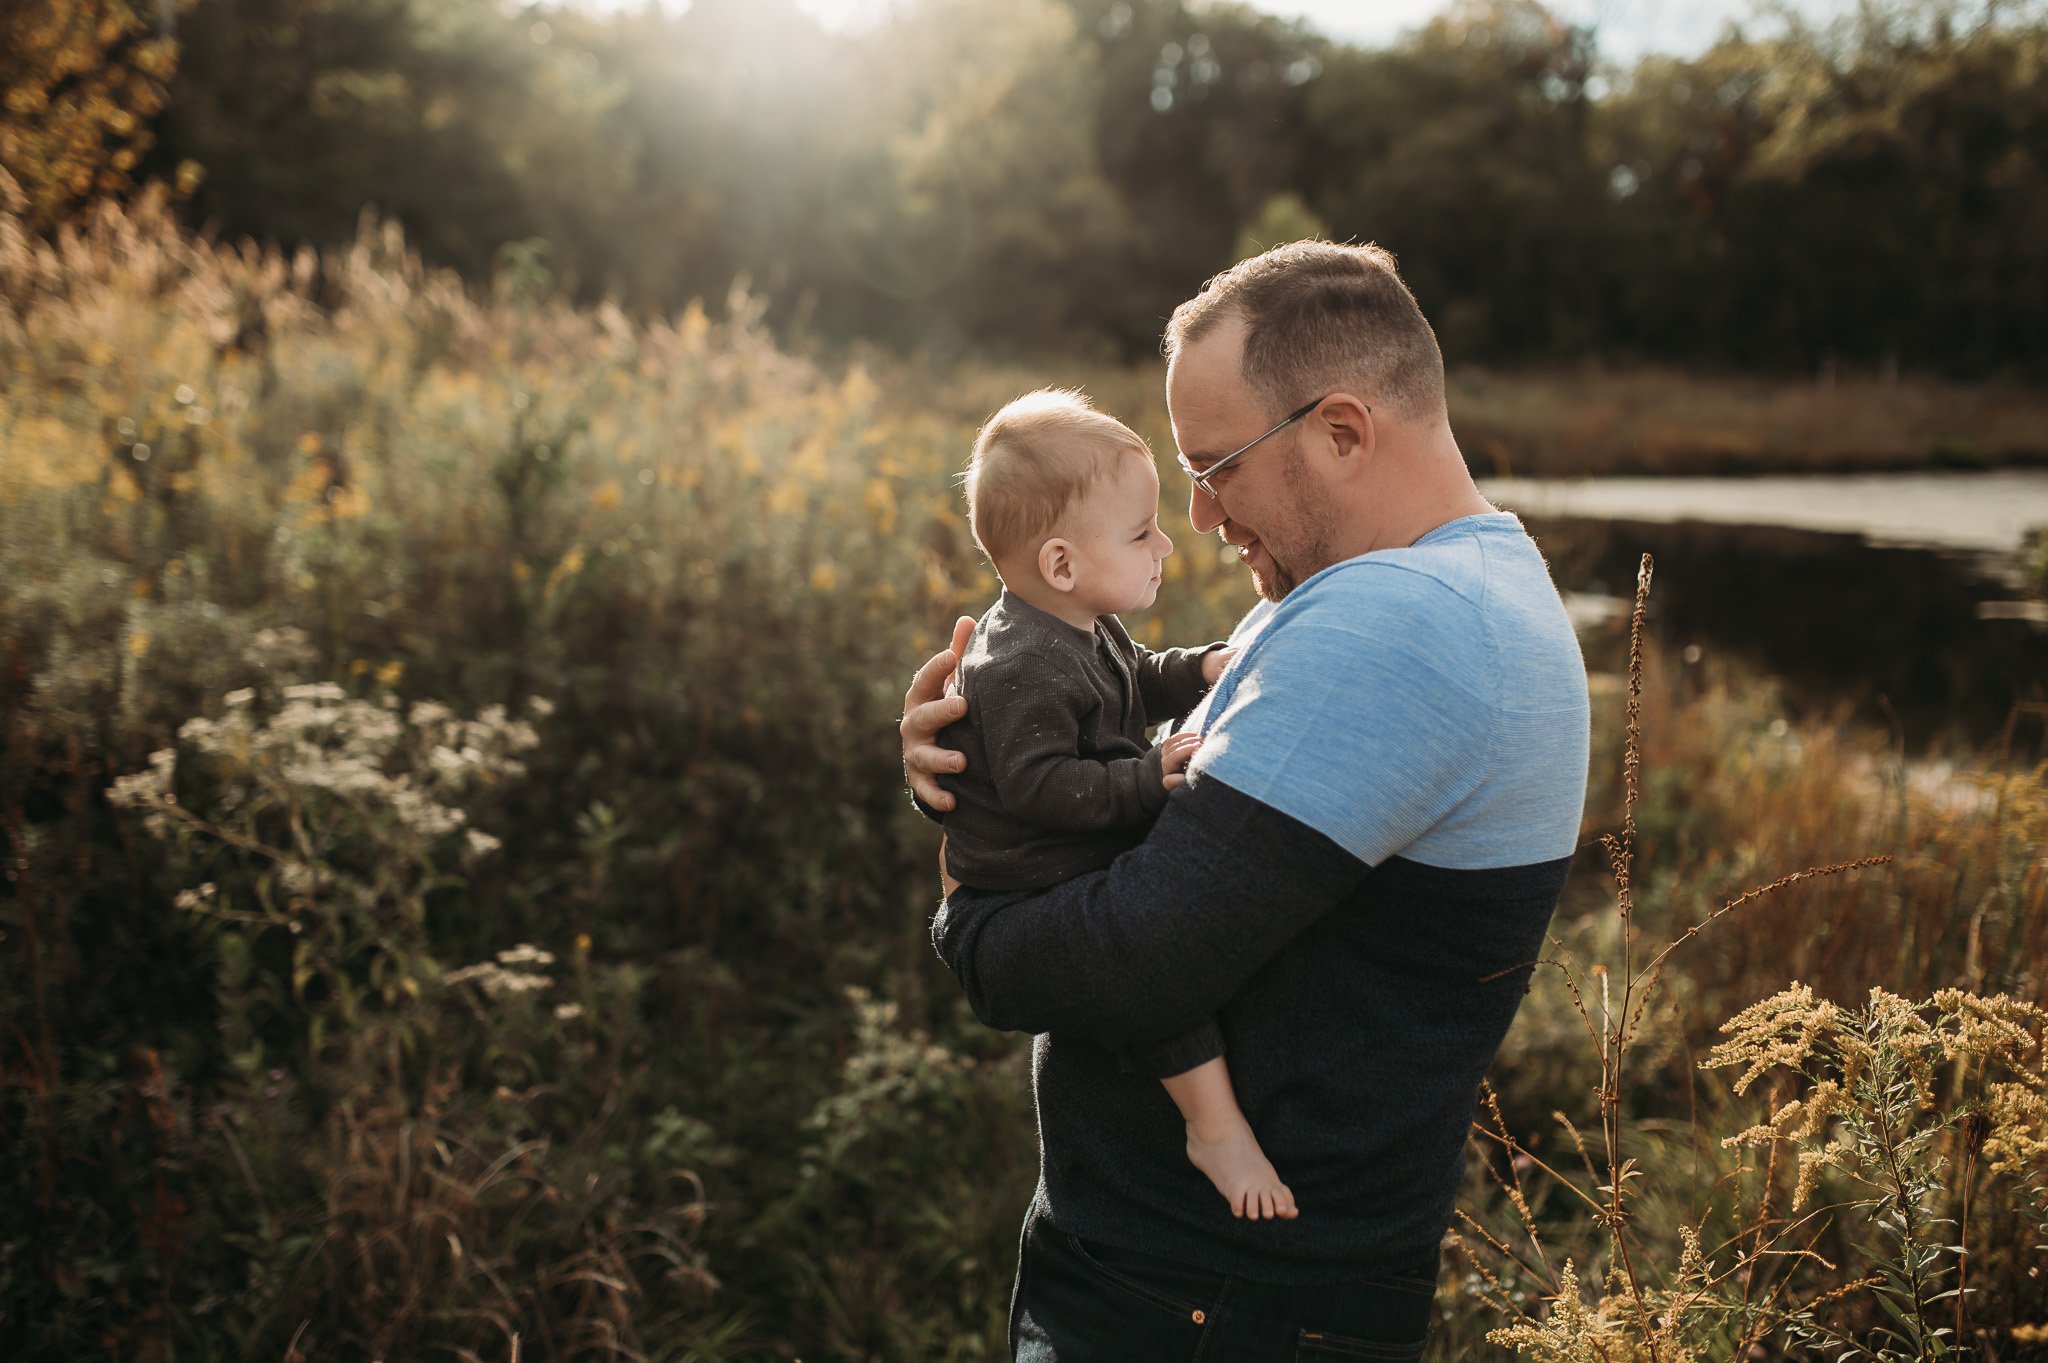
top-left (930, 773), bottom-right (1368, 1047)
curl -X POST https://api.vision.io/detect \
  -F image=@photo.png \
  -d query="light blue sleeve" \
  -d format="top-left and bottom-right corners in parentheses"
top-left (1187, 571), bottom-right (1495, 869)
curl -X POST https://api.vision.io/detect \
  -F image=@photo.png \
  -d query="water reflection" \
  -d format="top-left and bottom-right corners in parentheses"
top-left (1481, 470), bottom-right (2048, 555)
top-left (1525, 515), bottom-right (2048, 755)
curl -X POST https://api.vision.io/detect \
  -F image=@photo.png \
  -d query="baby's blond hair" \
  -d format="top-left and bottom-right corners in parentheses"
top-left (964, 389), bottom-right (1149, 571)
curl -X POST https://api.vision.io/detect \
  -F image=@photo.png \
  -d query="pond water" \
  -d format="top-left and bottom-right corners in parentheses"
top-left (1478, 470), bottom-right (2048, 754)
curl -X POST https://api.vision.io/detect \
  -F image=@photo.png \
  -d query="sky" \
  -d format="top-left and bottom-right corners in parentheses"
top-left (571, 0), bottom-right (1853, 63)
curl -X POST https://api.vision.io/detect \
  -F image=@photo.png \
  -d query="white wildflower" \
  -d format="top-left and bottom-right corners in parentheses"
top-left (244, 626), bottom-right (314, 672)
top-left (282, 682), bottom-right (347, 703)
top-left (527, 695), bottom-right (555, 717)
top-left (553, 1003), bottom-right (584, 1021)
top-left (173, 882), bottom-right (217, 911)
top-left (409, 701), bottom-right (453, 728)
top-left (391, 786), bottom-right (464, 838)
top-left (442, 959), bottom-right (553, 998)
top-left (107, 748), bottom-right (176, 810)
top-left (497, 943), bottom-right (556, 967)
top-left (223, 688), bottom-right (255, 707)
top-left (464, 828), bottom-right (502, 857)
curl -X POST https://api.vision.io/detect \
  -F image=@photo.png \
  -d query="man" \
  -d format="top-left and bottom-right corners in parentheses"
top-left (901, 241), bottom-right (1590, 1360)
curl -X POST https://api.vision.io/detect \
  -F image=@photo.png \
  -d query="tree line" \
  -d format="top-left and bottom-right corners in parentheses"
top-left (8, 0), bottom-right (2048, 374)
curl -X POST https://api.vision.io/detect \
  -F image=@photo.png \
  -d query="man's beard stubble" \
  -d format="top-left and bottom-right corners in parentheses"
top-left (1251, 451), bottom-right (1335, 601)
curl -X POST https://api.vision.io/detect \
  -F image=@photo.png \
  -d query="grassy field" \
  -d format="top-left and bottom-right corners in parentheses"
top-left (3, 194), bottom-right (2046, 1360)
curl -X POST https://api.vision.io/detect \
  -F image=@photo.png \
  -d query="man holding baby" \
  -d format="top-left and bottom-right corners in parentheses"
top-left (901, 240), bottom-right (1591, 1360)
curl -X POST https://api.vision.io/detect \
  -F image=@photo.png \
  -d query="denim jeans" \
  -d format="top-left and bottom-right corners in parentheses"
top-left (1009, 1208), bottom-right (1438, 1362)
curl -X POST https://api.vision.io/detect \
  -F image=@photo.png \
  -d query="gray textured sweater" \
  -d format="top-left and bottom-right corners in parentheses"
top-left (934, 589), bottom-right (1218, 894)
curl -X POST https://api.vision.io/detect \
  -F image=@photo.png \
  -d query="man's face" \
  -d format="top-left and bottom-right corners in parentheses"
top-left (1166, 320), bottom-right (1335, 602)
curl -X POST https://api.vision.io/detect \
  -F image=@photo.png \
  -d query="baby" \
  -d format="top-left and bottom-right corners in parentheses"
top-left (936, 388), bottom-right (1297, 1222)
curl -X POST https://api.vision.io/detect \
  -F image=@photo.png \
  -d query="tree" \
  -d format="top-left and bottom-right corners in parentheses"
top-left (0, 0), bottom-right (184, 232)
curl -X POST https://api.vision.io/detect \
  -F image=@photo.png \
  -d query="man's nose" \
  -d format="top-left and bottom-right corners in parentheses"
top-left (1188, 486), bottom-right (1225, 534)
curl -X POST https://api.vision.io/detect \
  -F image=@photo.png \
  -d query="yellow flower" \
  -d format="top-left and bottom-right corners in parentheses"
top-left (592, 479), bottom-right (622, 511)
top-left (511, 559), bottom-right (533, 583)
top-left (128, 630), bottom-right (150, 657)
top-left (547, 545), bottom-right (586, 593)
top-left (810, 562), bottom-right (840, 593)
top-left (297, 432), bottom-right (323, 456)
top-left (376, 661), bottom-right (404, 686)
top-left (863, 478), bottom-right (898, 535)
top-left (349, 658), bottom-right (369, 677)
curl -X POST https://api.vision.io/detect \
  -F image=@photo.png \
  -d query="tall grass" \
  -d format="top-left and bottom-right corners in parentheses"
top-left (3, 190), bottom-right (2042, 1359)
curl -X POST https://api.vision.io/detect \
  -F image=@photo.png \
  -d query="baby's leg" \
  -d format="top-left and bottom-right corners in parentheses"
top-left (1160, 1057), bottom-right (1298, 1221)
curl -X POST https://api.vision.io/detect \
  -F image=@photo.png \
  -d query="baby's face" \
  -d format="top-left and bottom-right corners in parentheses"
top-left (1062, 451), bottom-right (1175, 617)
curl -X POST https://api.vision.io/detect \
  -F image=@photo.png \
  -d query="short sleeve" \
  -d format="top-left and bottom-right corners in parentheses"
top-left (1187, 571), bottom-right (1494, 868)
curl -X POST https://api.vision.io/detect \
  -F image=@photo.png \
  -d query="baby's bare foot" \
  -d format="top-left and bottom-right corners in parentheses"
top-left (1186, 1118), bottom-right (1298, 1221)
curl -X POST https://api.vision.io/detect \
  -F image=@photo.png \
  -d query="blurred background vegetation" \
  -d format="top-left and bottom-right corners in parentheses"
top-left (10, 0), bottom-right (2048, 372)
top-left (4, 0), bottom-right (2048, 1359)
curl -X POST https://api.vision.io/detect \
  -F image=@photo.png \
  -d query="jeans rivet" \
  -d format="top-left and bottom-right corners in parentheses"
top-left (1191, 1309), bottom-right (1206, 1325)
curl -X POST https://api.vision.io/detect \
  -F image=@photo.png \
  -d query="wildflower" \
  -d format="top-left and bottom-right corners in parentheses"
top-left (173, 882), bottom-right (217, 911)
top-left (527, 695), bottom-right (555, 717)
top-left (497, 943), bottom-right (556, 967)
top-left (391, 786), bottom-right (464, 838)
top-left (553, 1003), bottom-right (584, 1021)
top-left (107, 748), bottom-right (176, 809)
top-left (443, 959), bottom-right (553, 998)
top-left (1934, 989), bottom-right (2047, 1066)
top-left (276, 860), bottom-right (316, 896)
top-left (1703, 983), bottom-right (1842, 1094)
top-left (465, 828), bottom-right (502, 858)
top-left (223, 688), bottom-right (255, 707)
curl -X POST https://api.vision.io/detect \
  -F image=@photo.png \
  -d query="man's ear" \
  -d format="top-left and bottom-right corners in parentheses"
top-left (1321, 395), bottom-right (1376, 473)
top-left (1038, 537), bottom-right (1077, 593)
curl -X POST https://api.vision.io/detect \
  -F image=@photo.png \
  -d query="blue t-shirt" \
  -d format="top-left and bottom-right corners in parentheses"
top-left (1186, 511), bottom-right (1588, 869)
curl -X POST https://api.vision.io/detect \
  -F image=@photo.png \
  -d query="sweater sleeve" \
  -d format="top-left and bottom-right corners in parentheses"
top-left (974, 648), bottom-right (1170, 831)
top-left (930, 775), bottom-right (1368, 1047)
top-left (1131, 641), bottom-right (1225, 725)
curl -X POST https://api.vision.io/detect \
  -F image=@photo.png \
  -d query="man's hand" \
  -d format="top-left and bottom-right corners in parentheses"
top-left (902, 615), bottom-right (977, 810)
top-left (1202, 646), bottom-right (1238, 686)
top-left (1159, 731), bottom-right (1202, 791)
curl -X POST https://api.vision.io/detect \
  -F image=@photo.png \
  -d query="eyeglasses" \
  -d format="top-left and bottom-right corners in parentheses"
top-left (1175, 394), bottom-right (1356, 500)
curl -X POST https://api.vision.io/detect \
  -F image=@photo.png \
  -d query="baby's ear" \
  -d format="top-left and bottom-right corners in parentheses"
top-left (1038, 537), bottom-right (1076, 593)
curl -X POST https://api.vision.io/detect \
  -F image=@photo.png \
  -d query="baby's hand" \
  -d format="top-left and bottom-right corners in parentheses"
top-left (1201, 647), bottom-right (1237, 686)
top-left (1159, 731), bottom-right (1203, 791)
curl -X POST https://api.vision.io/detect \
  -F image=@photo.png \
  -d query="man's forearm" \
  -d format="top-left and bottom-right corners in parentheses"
top-left (930, 776), bottom-right (1367, 1047)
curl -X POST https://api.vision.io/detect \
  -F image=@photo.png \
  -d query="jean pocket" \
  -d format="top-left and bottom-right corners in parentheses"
top-left (1357, 1270), bottom-right (1439, 1299)
top-left (1295, 1329), bottom-right (1429, 1361)
top-left (1062, 1233), bottom-right (1217, 1324)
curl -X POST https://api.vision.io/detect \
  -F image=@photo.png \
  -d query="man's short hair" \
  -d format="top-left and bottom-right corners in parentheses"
top-left (965, 389), bottom-right (1149, 569)
top-left (1163, 240), bottom-right (1447, 422)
